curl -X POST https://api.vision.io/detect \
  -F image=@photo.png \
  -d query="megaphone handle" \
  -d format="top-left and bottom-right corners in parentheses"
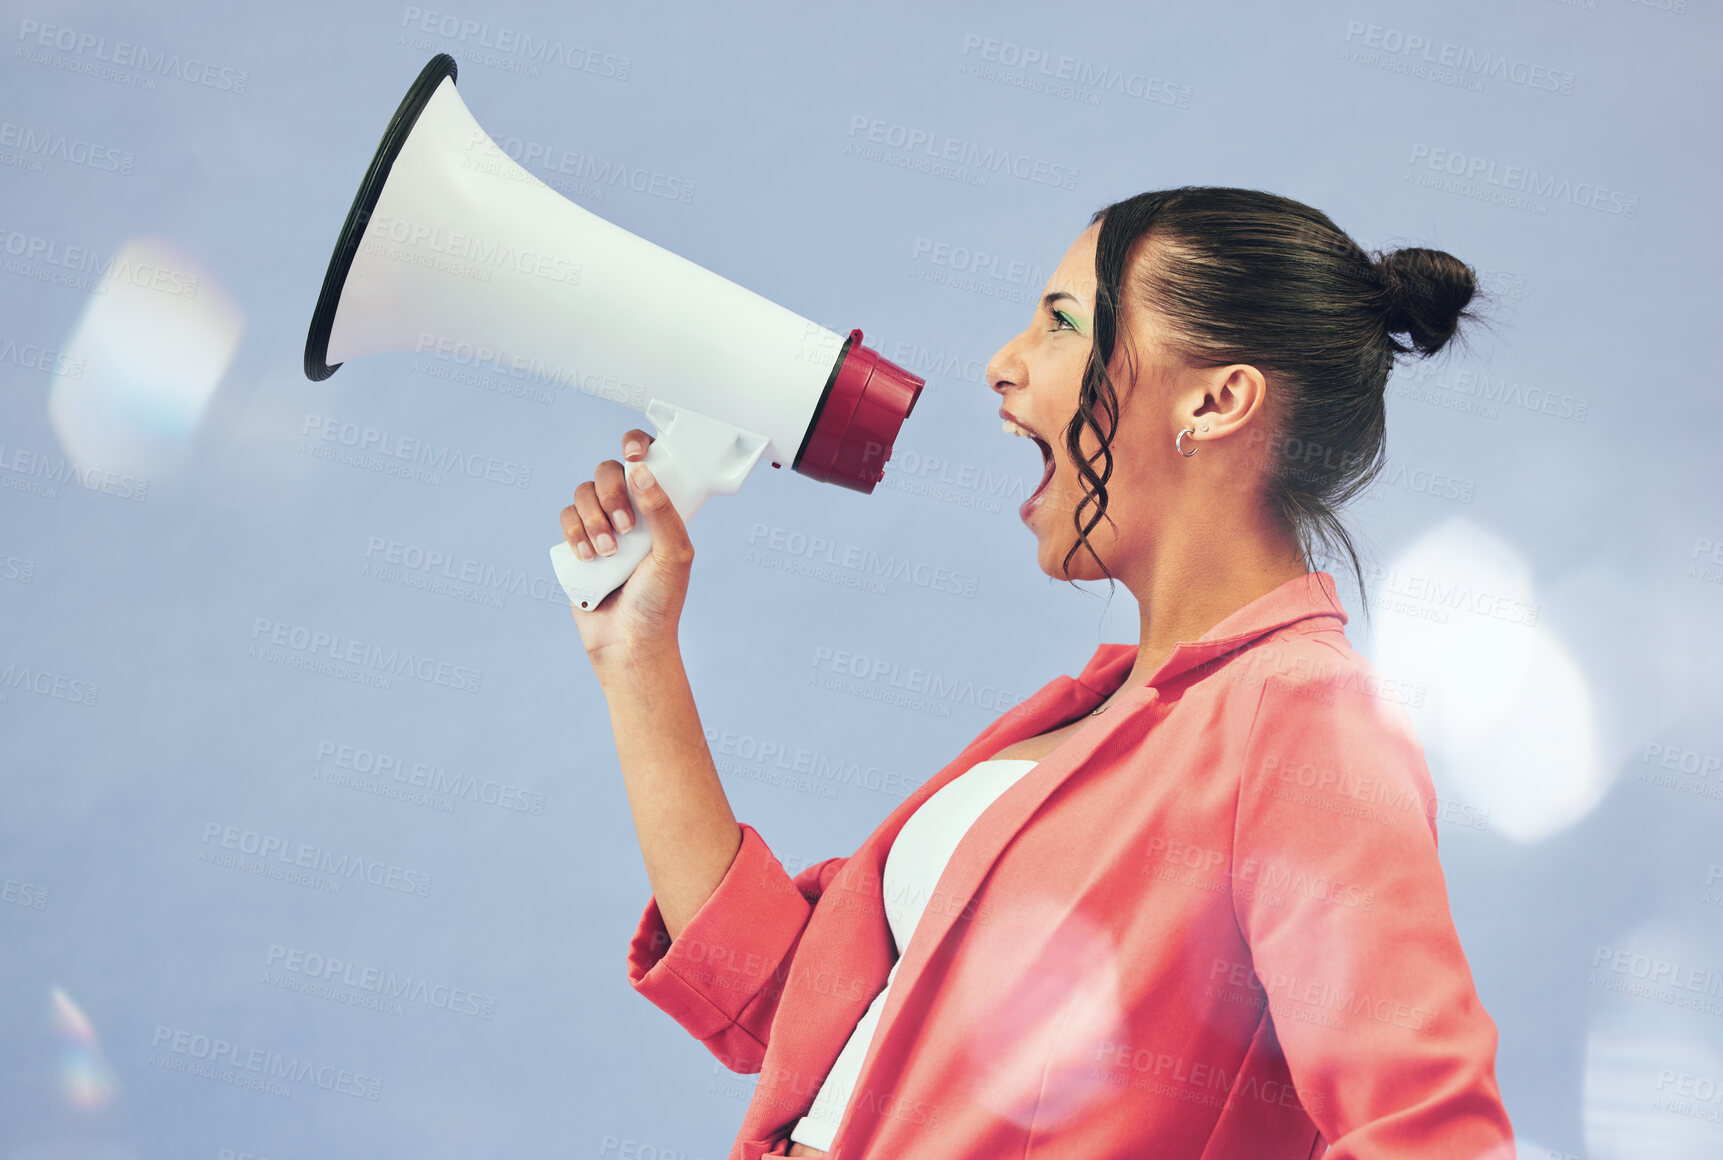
top-left (549, 406), bottom-right (768, 611)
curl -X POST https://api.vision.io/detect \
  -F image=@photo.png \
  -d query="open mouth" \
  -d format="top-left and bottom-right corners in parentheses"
top-left (1001, 412), bottom-right (1057, 506)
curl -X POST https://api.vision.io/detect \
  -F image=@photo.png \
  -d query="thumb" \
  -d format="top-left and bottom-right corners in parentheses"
top-left (627, 461), bottom-right (693, 563)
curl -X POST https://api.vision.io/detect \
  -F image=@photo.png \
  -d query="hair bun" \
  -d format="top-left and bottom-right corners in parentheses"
top-left (1377, 247), bottom-right (1477, 357)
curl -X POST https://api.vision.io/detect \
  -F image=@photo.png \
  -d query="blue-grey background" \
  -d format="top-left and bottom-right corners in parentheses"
top-left (3, 1), bottom-right (1720, 1157)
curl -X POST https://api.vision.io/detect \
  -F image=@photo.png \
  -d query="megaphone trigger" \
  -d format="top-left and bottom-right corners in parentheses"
top-left (549, 403), bottom-right (769, 611)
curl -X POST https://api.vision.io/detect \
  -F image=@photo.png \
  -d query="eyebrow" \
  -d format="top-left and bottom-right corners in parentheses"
top-left (1043, 291), bottom-right (1082, 310)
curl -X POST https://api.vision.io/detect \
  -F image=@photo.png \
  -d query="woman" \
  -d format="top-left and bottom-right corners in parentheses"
top-left (561, 187), bottom-right (1516, 1159)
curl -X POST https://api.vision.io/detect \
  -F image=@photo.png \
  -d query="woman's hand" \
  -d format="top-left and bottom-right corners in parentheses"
top-left (561, 429), bottom-right (694, 672)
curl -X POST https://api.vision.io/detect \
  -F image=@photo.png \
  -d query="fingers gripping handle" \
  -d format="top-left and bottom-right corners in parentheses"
top-left (549, 401), bottom-right (770, 610)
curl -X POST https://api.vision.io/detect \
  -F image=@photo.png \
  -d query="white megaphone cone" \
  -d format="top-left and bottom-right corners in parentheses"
top-left (304, 55), bottom-right (924, 609)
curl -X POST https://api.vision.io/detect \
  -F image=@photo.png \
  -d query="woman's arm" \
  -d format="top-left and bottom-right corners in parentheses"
top-left (1232, 658), bottom-right (1516, 1159)
top-left (562, 427), bottom-right (748, 941)
top-left (598, 642), bottom-right (742, 942)
top-left (608, 649), bottom-right (848, 1069)
top-left (563, 429), bottom-right (847, 1070)
top-left (610, 671), bottom-right (847, 1071)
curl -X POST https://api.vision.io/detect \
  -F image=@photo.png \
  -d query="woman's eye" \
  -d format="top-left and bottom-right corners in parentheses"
top-left (1051, 310), bottom-right (1079, 333)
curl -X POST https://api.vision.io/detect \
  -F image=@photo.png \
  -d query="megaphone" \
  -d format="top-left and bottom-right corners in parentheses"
top-left (304, 55), bottom-right (924, 609)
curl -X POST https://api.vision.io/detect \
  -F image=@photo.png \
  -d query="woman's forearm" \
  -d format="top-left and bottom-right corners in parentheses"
top-left (597, 643), bottom-right (742, 943)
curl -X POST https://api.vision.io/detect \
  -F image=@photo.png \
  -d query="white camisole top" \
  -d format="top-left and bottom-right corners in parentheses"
top-left (788, 757), bottom-right (1040, 1151)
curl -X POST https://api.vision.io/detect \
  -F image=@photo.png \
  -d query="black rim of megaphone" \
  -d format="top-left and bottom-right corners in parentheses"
top-left (303, 54), bottom-right (459, 381)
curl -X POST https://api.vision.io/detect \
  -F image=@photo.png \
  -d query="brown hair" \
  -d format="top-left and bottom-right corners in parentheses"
top-left (1062, 186), bottom-right (1492, 611)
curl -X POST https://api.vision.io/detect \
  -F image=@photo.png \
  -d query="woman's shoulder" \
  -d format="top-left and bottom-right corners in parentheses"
top-left (1217, 627), bottom-right (1441, 846)
top-left (1195, 623), bottom-right (1425, 757)
top-left (1209, 621), bottom-right (1416, 706)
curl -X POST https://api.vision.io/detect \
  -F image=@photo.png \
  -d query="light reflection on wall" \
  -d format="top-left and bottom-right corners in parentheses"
top-left (47, 236), bottom-right (243, 481)
top-left (1370, 518), bottom-right (1609, 844)
top-left (50, 984), bottom-right (117, 1112)
top-left (1545, 563), bottom-right (1698, 773)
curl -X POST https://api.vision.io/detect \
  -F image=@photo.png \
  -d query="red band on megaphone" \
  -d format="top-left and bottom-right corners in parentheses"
top-left (794, 330), bottom-right (924, 494)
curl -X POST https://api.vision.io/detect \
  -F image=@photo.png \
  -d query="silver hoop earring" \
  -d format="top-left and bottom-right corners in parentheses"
top-left (1176, 427), bottom-right (1199, 457)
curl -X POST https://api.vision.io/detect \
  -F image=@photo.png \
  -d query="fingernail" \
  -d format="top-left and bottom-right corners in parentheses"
top-left (575, 541), bottom-right (595, 561)
top-left (594, 532), bottom-right (616, 556)
top-left (631, 463), bottom-right (657, 490)
top-left (612, 508), bottom-right (634, 533)
top-left (624, 439), bottom-right (644, 460)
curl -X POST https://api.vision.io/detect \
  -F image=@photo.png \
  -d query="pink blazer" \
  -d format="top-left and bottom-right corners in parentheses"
top-left (626, 572), bottom-right (1516, 1159)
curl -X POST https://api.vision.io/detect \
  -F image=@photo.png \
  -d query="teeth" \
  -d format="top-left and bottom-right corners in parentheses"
top-left (1003, 417), bottom-right (1035, 439)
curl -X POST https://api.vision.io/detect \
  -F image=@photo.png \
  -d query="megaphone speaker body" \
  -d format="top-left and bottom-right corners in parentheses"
top-left (305, 55), bottom-right (923, 608)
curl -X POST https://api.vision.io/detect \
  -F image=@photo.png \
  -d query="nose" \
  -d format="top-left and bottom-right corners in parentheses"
top-left (986, 331), bottom-right (1028, 397)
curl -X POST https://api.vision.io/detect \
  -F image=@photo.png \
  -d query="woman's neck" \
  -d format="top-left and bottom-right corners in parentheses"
top-left (1118, 524), bottom-right (1309, 694)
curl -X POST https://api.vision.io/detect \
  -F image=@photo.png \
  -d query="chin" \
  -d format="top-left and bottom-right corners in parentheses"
top-left (1031, 519), bottom-right (1118, 580)
top-left (1024, 485), bottom-right (1115, 580)
top-left (1033, 536), bottom-right (1101, 582)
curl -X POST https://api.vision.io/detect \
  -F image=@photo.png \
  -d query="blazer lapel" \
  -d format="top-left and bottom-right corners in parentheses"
top-left (867, 670), bottom-right (1159, 1026)
top-left (754, 663), bottom-right (1108, 1126)
top-left (816, 640), bottom-right (1139, 916)
top-left (829, 667), bottom-right (1097, 898)
top-left (753, 650), bottom-right (1137, 1114)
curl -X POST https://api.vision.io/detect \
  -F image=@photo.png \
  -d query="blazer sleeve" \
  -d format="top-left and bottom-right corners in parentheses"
top-left (1231, 662), bottom-right (1515, 1159)
top-left (626, 821), bottom-right (848, 1074)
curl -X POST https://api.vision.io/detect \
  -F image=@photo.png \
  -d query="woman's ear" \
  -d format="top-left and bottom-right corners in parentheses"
top-left (1180, 363), bottom-right (1270, 445)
